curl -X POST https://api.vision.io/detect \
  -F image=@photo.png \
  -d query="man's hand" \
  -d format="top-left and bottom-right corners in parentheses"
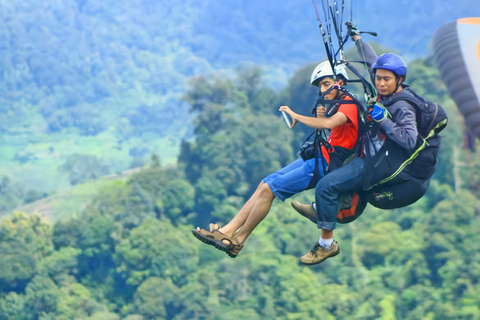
top-left (371, 103), bottom-right (389, 122)
top-left (279, 106), bottom-right (298, 128)
top-left (279, 105), bottom-right (293, 115)
top-left (316, 106), bottom-right (326, 118)
top-left (348, 24), bottom-right (361, 41)
top-left (289, 119), bottom-right (299, 128)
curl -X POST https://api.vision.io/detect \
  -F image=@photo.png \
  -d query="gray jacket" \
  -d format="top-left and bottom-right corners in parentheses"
top-left (356, 38), bottom-right (418, 154)
top-left (377, 96), bottom-right (418, 152)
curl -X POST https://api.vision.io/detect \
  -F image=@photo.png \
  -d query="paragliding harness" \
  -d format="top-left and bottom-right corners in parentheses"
top-left (306, 0), bottom-right (447, 222)
top-left (334, 85), bottom-right (448, 222)
top-left (300, 89), bottom-right (366, 190)
top-left (361, 86), bottom-right (448, 209)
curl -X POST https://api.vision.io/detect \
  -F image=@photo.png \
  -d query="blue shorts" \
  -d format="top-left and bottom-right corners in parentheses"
top-left (263, 157), bottom-right (327, 201)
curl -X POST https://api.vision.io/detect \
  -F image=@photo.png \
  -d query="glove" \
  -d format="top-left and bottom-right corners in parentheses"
top-left (348, 24), bottom-right (361, 41)
top-left (371, 103), bottom-right (388, 122)
top-left (348, 24), bottom-right (360, 36)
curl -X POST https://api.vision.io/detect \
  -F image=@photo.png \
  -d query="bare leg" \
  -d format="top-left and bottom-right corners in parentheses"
top-left (233, 183), bottom-right (275, 244)
top-left (219, 182), bottom-right (266, 237)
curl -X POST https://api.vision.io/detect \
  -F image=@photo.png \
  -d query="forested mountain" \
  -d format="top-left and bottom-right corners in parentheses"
top-left (1, 0), bottom-right (479, 212)
top-left (1, 2), bottom-right (480, 317)
top-left (1, 57), bottom-right (480, 319)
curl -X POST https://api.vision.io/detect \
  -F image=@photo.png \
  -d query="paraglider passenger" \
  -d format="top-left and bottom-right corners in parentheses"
top-left (192, 62), bottom-right (360, 258)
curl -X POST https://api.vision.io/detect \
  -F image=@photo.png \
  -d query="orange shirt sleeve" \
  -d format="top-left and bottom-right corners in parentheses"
top-left (337, 101), bottom-right (358, 126)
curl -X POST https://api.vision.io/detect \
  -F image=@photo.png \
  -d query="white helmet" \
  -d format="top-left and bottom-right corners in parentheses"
top-left (310, 61), bottom-right (349, 86)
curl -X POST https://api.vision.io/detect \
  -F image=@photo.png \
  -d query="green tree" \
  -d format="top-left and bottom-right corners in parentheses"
top-left (23, 276), bottom-right (62, 318)
top-left (180, 67), bottom-right (295, 226)
top-left (0, 213), bottom-right (53, 292)
top-left (37, 247), bottom-right (81, 283)
top-left (159, 179), bottom-right (195, 224)
top-left (129, 277), bottom-right (181, 319)
top-left (115, 218), bottom-right (198, 288)
top-left (60, 154), bottom-right (110, 186)
top-left (0, 292), bottom-right (27, 320)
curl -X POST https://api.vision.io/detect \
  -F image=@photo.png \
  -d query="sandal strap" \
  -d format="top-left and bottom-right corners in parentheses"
top-left (196, 228), bottom-right (234, 245)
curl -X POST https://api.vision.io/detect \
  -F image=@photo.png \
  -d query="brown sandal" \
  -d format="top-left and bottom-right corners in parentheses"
top-left (191, 222), bottom-right (221, 244)
top-left (191, 224), bottom-right (243, 258)
top-left (223, 237), bottom-right (243, 258)
top-left (191, 224), bottom-right (230, 248)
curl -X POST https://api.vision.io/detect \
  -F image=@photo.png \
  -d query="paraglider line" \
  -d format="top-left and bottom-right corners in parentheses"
top-left (311, 0), bottom-right (321, 21)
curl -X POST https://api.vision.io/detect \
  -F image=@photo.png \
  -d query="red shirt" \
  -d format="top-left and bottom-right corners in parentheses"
top-left (321, 96), bottom-right (359, 163)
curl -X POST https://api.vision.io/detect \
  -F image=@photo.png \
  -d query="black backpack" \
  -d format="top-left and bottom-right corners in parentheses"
top-left (391, 85), bottom-right (448, 139)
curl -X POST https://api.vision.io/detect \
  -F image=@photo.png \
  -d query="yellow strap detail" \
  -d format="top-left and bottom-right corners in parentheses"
top-left (373, 118), bottom-right (447, 186)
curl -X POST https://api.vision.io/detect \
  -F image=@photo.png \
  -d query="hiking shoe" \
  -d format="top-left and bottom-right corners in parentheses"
top-left (300, 241), bottom-right (340, 265)
top-left (291, 201), bottom-right (318, 224)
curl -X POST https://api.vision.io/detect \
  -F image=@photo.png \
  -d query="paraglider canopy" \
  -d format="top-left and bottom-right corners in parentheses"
top-left (431, 18), bottom-right (480, 139)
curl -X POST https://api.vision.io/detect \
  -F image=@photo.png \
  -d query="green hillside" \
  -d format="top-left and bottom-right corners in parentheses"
top-left (0, 1), bottom-right (202, 209)
top-left (2, 1), bottom-right (480, 318)
top-left (2, 0), bottom-right (479, 215)
top-left (1, 56), bottom-right (480, 318)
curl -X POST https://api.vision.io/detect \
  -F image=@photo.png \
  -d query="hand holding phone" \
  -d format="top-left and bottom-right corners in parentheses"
top-left (279, 106), bottom-right (298, 129)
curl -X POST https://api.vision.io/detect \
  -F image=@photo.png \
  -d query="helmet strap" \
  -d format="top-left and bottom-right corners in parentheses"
top-left (393, 76), bottom-right (404, 94)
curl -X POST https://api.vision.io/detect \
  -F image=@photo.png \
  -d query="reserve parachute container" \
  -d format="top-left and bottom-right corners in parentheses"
top-left (432, 18), bottom-right (480, 139)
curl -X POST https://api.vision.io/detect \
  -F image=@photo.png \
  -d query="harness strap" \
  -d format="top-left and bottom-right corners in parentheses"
top-left (369, 119), bottom-right (447, 188)
top-left (305, 91), bottom-right (364, 189)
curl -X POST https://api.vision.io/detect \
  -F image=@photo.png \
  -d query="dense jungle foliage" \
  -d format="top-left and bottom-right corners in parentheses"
top-left (1, 57), bottom-right (480, 319)
top-left (2, 1), bottom-right (480, 319)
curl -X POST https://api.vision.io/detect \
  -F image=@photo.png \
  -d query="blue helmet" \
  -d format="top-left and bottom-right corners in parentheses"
top-left (372, 53), bottom-right (407, 78)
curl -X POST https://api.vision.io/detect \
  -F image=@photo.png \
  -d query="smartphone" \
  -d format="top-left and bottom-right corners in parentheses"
top-left (281, 111), bottom-right (292, 128)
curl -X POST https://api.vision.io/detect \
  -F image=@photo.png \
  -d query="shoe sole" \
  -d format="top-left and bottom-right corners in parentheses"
top-left (291, 202), bottom-right (317, 224)
top-left (191, 229), bottom-right (238, 258)
top-left (300, 247), bottom-right (340, 265)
